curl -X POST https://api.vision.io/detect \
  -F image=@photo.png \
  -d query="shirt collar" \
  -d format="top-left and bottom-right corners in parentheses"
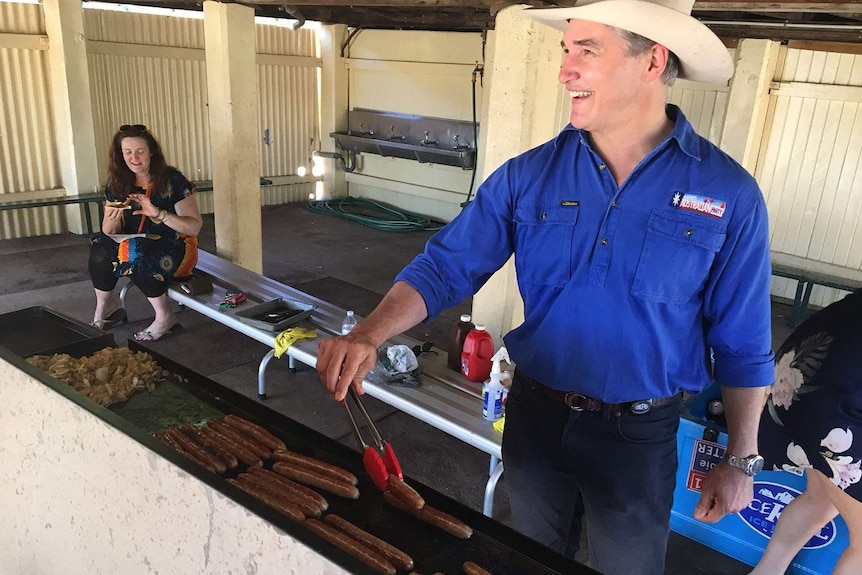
top-left (557, 104), bottom-right (702, 161)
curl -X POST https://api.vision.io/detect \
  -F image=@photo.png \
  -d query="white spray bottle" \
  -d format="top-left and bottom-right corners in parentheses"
top-left (483, 346), bottom-right (510, 421)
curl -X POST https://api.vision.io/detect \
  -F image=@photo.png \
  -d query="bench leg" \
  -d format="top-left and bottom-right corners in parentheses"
top-left (83, 206), bottom-right (93, 235)
top-left (288, 355), bottom-right (296, 373)
top-left (483, 456), bottom-right (504, 518)
top-left (258, 349), bottom-right (276, 400)
top-left (118, 280), bottom-right (133, 310)
top-left (791, 280), bottom-right (814, 327)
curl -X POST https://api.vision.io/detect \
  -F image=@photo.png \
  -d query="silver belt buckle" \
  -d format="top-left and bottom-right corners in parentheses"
top-left (629, 399), bottom-right (653, 415)
top-left (564, 392), bottom-right (588, 411)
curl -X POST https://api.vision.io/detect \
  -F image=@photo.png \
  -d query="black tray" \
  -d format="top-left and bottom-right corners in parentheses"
top-left (234, 297), bottom-right (316, 331)
top-left (0, 306), bottom-right (115, 357)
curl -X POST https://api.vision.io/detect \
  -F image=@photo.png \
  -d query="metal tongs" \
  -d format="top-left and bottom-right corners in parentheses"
top-left (342, 386), bottom-right (403, 492)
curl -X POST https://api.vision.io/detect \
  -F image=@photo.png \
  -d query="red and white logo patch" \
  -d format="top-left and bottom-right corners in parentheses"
top-left (671, 192), bottom-right (726, 219)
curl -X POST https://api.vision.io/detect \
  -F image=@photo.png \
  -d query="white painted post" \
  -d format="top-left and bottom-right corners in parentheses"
top-left (203, 0), bottom-right (263, 272)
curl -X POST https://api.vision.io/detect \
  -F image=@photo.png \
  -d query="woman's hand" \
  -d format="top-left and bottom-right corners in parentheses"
top-left (101, 203), bottom-right (125, 234)
top-left (128, 192), bottom-right (160, 219)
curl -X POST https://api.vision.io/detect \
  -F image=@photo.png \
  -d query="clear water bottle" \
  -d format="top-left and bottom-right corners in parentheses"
top-left (341, 310), bottom-right (357, 335)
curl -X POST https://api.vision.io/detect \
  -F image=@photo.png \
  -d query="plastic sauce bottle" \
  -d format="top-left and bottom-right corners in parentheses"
top-left (341, 310), bottom-right (357, 335)
top-left (483, 346), bottom-right (510, 421)
top-left (461, 324), bottom-right (493, 382)
top-left (447, 314), bottom-right (475, 372)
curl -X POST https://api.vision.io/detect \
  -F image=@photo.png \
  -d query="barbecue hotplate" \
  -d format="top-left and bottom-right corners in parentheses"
top-left (16, 333), bottom-right (596, 575)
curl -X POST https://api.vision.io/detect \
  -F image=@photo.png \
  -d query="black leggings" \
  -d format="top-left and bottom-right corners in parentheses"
top-left (88, 240), bottom-right (168, 298)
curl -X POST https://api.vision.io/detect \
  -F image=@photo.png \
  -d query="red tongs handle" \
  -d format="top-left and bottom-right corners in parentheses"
top-left (363, 442), bottom-right (403, 492)
top-left (382, 442), bottom-right (402, 481)
top-left (343, 387), bottom-right (403, 492)
top-left (363, 447), bottom-right (390, 492)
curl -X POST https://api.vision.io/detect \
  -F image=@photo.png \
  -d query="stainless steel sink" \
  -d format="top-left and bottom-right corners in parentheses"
top-left (329, 109), bottom-right (478, 170)
top-left (331, 131), bottom-right (475, 169)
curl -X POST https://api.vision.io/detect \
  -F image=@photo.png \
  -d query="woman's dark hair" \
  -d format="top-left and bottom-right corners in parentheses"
top-left (106, 125), bottom-right (176, 200)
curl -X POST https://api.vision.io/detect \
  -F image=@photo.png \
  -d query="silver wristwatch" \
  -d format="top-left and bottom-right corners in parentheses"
top-left (723, 452), bottom-right (764, 476)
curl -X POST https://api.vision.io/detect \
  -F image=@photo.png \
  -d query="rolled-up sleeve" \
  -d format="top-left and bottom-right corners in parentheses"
top-left (395, 164), bottom-right (516, 320)
top-left (705, 182), bottom-right (775, 388)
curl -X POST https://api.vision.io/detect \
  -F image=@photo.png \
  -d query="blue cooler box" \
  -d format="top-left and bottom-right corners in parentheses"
top-left (671, 404), bottom-right (848, 574)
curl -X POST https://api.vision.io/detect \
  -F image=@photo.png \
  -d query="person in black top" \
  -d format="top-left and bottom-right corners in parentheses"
top-left (89, 124), bottom-right (202, 341)
top-left (752, 288), bottom-right (862, 574)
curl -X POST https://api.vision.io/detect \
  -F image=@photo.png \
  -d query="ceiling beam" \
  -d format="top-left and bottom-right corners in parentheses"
top-left (694, 2), bottom-right (862, 14)
top-left (250, 0), bottom-right (497, 6)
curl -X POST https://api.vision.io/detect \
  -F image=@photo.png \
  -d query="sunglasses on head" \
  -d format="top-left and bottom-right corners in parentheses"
top-left (119, 124), bottom-right (148, 133)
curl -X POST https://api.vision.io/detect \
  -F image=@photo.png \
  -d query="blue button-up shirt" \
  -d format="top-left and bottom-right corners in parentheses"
top-left (397, 106), bottom-right (774, 402)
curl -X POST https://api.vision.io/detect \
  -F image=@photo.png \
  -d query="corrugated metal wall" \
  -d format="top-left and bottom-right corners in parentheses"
top-left (0, 1), bottom-right (64, 239)
top-left (757, 48), bottom-right (862, 308)
top-left (85, 10), bottom-right (320, 211)
top-left (0, 5), bottom-right (320, 239)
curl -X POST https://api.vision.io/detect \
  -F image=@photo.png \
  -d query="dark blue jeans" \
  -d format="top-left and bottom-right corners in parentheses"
top-left (502, 371), bottom-right (681, 575)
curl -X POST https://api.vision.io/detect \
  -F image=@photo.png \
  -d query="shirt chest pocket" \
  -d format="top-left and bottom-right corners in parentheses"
top-left (513, 202), bottom-right (579, 287)
top-left (632, 210), bottom-right (726, 304)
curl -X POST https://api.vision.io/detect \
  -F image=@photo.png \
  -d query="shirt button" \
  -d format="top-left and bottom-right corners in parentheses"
top-left (541, 213), bottom-right (547, 220)
top-left (686, 229), bottom-right (693, 236)
top-left (601, 238), bottom-right (608, 245)
top-left (599, 164), bottom-right (607, 170)
top-left (611, 200), bottom-right (617, 207)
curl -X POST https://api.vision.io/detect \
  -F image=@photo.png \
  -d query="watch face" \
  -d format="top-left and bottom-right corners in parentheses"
top-left (748, 455), bottom-right (765, 475)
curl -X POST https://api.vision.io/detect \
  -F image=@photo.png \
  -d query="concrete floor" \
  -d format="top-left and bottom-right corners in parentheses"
top-left (0, 202), bottom-right (797, 574)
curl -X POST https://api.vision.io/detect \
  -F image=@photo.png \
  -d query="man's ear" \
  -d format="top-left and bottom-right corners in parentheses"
top-left (646, 43), bottom-right (670, 81)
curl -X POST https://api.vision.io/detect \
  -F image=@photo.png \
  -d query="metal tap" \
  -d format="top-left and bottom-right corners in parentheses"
top-left (421, 130), bottom-right (438, 146)
top-left (387, 125), bottom-right (405, 141)
top-left (358, 122), bottom-right (374, 136)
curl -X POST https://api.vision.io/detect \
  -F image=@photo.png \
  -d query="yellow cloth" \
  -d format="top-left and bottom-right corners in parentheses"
top-left (274, 327), bottom-right (318, 359)
top-left (493, 416), bottom-right (505, 434)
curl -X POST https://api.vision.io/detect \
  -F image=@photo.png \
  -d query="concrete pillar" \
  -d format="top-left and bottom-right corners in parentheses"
top-left (318, 24), bottom-right (349, 200)
top-left (470, 5), bottom-right (563, 346)
top-left (203, 1), bottom-right (263, 272)
top-left (719, 39), bottom-right (781, 173)
top-left (43, 0), bottom-right (99, 234)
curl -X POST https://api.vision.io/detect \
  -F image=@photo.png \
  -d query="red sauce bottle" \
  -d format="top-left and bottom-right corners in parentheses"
top-left (461, 324), bottom-right (493, 382)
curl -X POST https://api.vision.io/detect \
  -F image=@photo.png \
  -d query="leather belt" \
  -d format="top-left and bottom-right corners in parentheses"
top-left (517, 371), bottom-right (679, 415)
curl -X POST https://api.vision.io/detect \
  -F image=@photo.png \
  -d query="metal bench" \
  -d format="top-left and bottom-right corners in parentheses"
top-left (772, 252), bottom-right (862, 326)
top-left (0, 192), bottom-right (105, 235)
top-left (120, 249), bottom-right (505, 517)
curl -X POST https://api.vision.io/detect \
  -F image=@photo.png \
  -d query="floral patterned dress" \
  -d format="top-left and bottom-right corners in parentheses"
top-left (91, 169), bottom-right (198, 281)
top-left (760, 288), bottom-right (862, 498)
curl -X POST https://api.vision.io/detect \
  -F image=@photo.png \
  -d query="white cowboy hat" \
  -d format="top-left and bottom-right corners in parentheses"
top-left (524, 0), bottom-right (733, 84)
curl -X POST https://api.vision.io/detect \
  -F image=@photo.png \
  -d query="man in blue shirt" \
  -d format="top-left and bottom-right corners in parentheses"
top-left (317, 1), bottom-right (774, 573)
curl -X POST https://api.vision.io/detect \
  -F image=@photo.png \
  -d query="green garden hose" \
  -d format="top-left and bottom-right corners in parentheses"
top-left (306, 197), bottom-right (442, 232)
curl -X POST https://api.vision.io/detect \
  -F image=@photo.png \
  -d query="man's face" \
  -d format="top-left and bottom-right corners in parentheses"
top-left (558, 19), bottom-right (653, 134)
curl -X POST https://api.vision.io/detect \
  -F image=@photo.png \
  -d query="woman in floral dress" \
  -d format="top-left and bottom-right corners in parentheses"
top-left (751, 288), bottom-right (862, 574)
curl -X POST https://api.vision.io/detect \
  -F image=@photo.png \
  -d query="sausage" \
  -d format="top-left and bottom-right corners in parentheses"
top-left (227, 478), bottom-right (304, 522)
top-left (236, 473), bottom-right (321, 518)
top-left (207, 419), bottom-right (271, 461)
top-left (272, 462), bottom-right (360, 499)
top-left (272, 448), bottom-right (358, 486)
top-left (383, 492), bottom-right (473, 539)
top-left (166, 427), bottom-right (227, 474)
top-left (304, 519), bottom-right (396, 575)
top-left (386, 474), bottom-right (425, 510)
top-left (324, 514), bottom-right (414, 571)
top-left (246, 467), bottom-right (329, 513)
top-left (155, 429), bottom-right (217, 472)
top-left (181, 423), bottom-right (238, 469)
top-left (199, 425), bottom-right (262, 468)
top-left (462, 562), bottom-right (492, 575)
top-left (223, 414), bottom-right (287, 451)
